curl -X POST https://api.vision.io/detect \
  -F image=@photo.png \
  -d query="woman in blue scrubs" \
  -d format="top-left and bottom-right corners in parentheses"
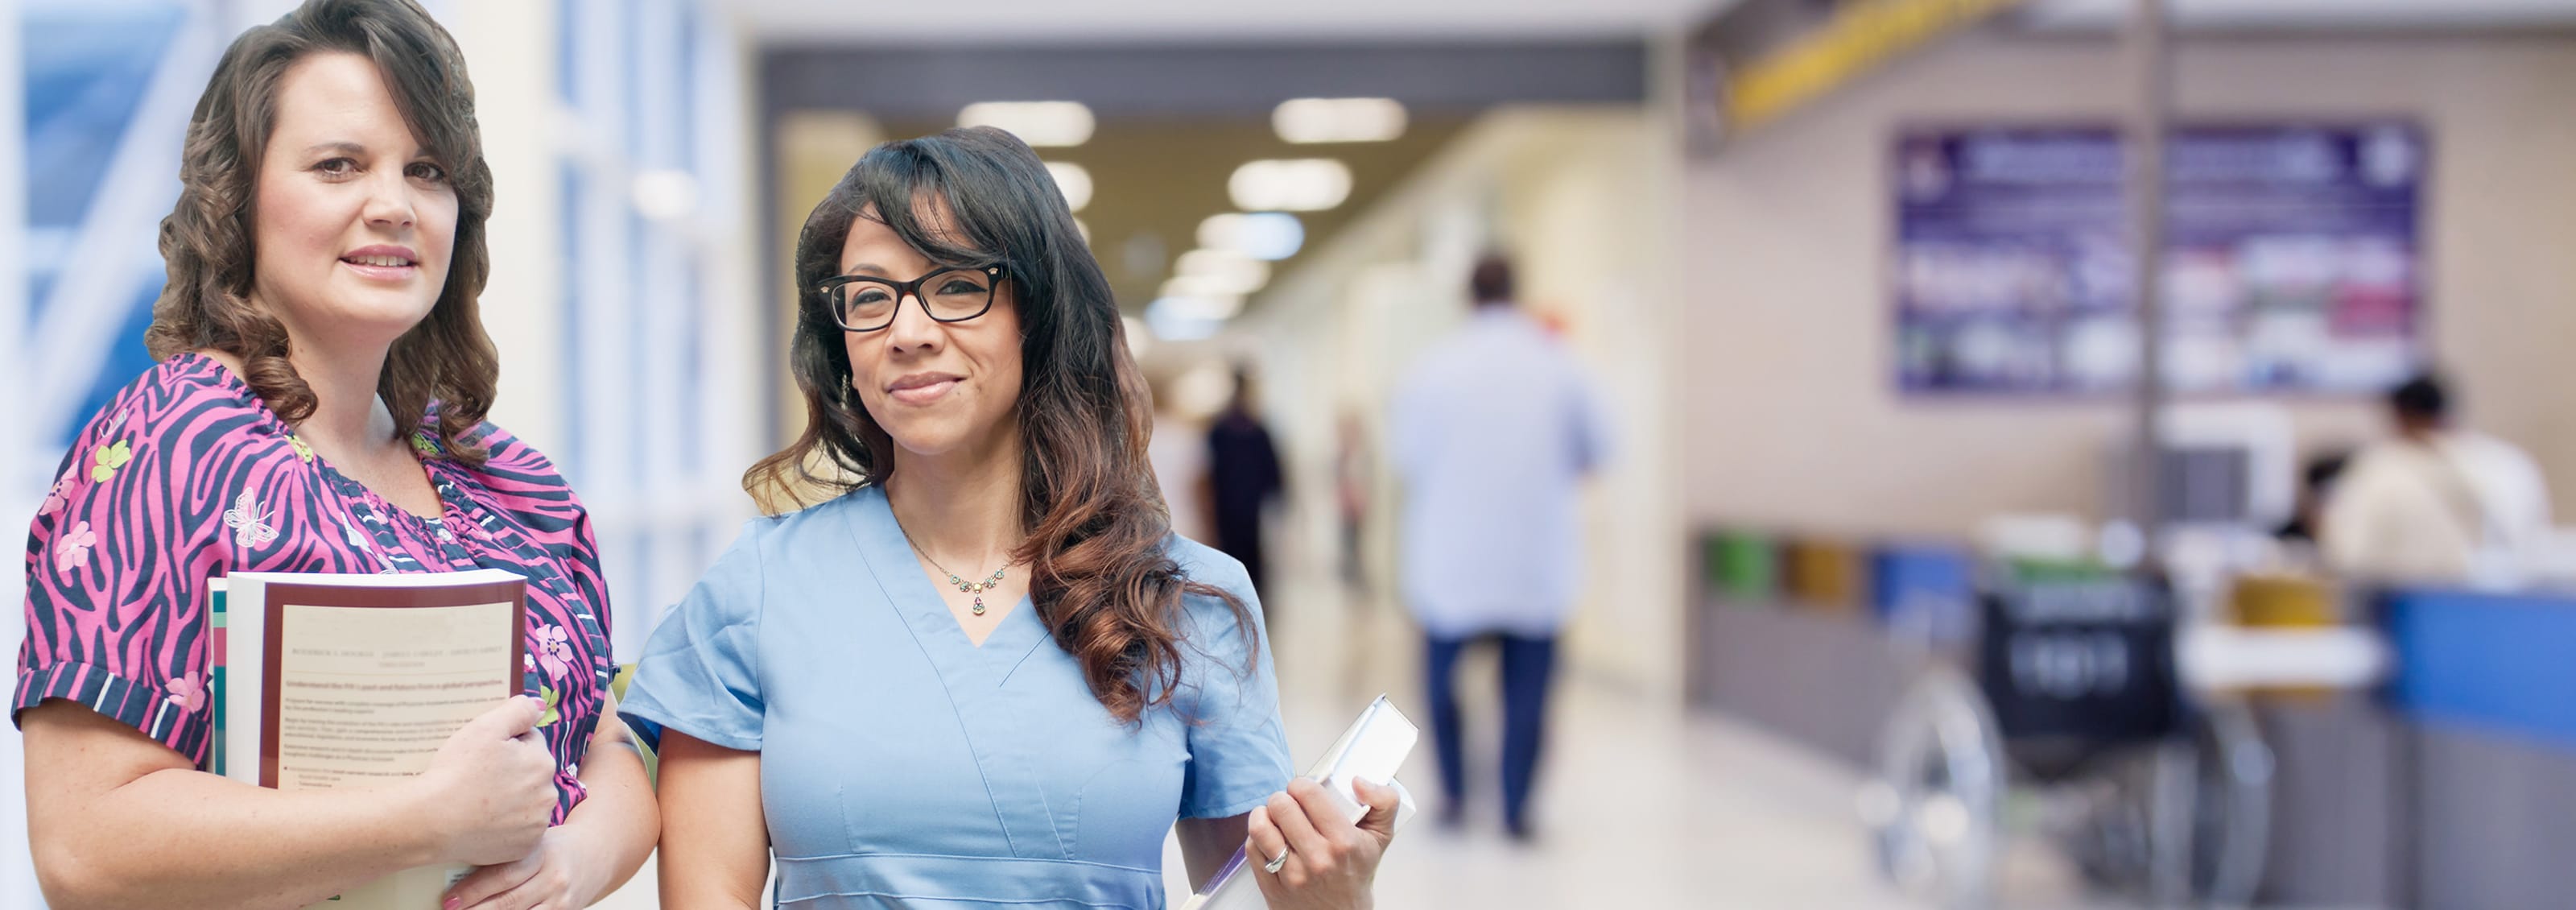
top-left (621, 126), bottom-right (1398, 908)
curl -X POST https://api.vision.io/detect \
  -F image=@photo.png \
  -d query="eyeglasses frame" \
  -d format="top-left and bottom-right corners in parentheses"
top-left (815, 264), bottom-right (1009, 332)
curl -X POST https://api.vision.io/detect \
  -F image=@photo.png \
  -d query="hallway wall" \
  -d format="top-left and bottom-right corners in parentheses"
top-left (1682, 32), bottom-right (2576, 537)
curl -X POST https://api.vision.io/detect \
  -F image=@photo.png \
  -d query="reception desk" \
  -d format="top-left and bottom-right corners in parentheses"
top-left (1686, 578), bottom-right (2576, 909)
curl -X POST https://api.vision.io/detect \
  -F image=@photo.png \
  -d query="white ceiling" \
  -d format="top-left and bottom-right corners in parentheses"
top-left (2023, 0), bottom-right (2576, 31)
top-left (719, 0), bottom-right (2576, 43)
top-left (720, 0), bottom-right (1733, 42)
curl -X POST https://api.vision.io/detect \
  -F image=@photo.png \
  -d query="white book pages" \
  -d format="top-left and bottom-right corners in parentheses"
top-left (220, 569), bottom-right (529, 908)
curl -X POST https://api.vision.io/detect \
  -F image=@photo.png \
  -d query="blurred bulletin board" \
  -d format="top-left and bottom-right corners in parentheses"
top-left (1893, 123), bottom-right (2427, 395)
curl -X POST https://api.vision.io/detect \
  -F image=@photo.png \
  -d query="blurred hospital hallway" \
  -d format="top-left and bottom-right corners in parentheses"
top-left (1232, 571), bottom-right (2276, 910)
top-left (13, 1), bottom-right (2576, 908)
top-left (1260, 570), bottom-right (1922, 910)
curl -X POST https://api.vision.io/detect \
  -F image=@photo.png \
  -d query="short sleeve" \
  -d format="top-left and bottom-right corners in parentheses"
top-left (619, 519), bottom-right (768, 752)
top-left (1171, 543), bottom-right (1294, 819)
top-left (14, 395), bottom-right (225, 763)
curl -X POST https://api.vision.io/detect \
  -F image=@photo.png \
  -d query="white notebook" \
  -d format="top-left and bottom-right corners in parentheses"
top-left (1180, 696), bottom-right (1420, 910)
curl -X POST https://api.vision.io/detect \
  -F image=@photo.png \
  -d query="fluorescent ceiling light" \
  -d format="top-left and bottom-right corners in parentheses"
top-left (1045, 162), bottom-right (1093, 212)
top-left (957, 101), bottom-right (1095, 147)
top-left (1172, 248), bottom-right (1269, 296)
top-left (1197, 212), bottom-right (1304, 261)
top-left (1146, 297), bottom-right (1230, 341)
top-left (1164, 274), bottom-right (1252, 306)
top-left (1228, 159), bottom-right (1352, 212)
top-left (1150, 292), bottom-right (1245, 321)
top-left (1273, 97), bottom-right (1407, 143)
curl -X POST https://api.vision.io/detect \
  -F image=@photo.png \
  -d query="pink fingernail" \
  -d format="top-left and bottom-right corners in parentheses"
top-left (444, 897), bottom-right (462, 910)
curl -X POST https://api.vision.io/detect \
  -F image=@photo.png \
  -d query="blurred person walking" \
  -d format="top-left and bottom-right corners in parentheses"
top-left (1208, 367), bottom-right (1286, 594)
top-left (2322, 373), bottom-right (2553, 585)
top-left (1391, 254), bottom-right (1611, 840)
top-left (1149, 373), bottom-right (1214, 544)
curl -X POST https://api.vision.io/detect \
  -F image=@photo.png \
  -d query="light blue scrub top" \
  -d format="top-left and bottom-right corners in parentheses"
top-left (621, 486), bottom-right (1293, 908)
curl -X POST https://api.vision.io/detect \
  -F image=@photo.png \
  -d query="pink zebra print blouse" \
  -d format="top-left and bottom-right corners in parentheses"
top-left (13, 353), bottom-right (614, 823)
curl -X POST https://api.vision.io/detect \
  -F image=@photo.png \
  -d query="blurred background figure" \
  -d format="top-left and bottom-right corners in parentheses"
top-left (1147, 368), bottom-right (1213, 544)
top-left (2273, 453), bottom-right (2347, 546)
top-left (1391, 254), bottom-right (1608, 840)
top-left (2322, 373), bottom-right (2554, 585)
top-left (1332, 408), bottom-right (1373, 602)
top-left (1207, 365), bottom-right (1286, 594)
top-left (2270, 451), bottom-right (2348, 568)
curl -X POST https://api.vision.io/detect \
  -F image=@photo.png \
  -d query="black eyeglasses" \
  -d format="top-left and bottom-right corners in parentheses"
top-left (816, 265), bottom-right (1006, 332)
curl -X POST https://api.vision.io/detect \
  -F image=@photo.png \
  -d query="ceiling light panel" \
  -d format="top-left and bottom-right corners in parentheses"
top-left (1198, 212), bottom-right (1304, 261)
top-left (1150, 291), bottom-right (1246, 321)
top-left (1228, 159), bottom-right (1352, 212)
top-left (1045, 162), bottom-right (1093, 212)
top-left (957, 101), bottom-right (1096, 147)
top-left (1273, 97), bottom-right (1407, 143)
top-left (1173, 248), bottom-right (1270, 296)
top-left (1146, 296), bottom-right (1232, 341)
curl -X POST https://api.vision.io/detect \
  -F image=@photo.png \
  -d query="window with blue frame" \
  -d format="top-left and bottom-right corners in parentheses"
top-left (23, 1), bottom-right (192, 448)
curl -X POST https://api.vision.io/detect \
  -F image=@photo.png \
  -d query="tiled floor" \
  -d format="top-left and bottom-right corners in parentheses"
top-left (1309, 679), bottom-right (1924, 909)
top-left (1253, 588), bottom-right (1929, 910)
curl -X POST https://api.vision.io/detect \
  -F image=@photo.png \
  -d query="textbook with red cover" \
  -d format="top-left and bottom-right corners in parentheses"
top-left (213, 569), bottom-right (527, 909)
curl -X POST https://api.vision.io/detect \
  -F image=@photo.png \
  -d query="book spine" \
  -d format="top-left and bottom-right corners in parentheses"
top-left (210, 583), bottom-right (227, 778)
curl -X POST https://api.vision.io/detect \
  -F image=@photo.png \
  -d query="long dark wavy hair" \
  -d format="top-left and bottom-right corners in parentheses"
top-left (143, 0), bottom-right (500, 465)
top-left (748, 126), bottom-right (1255, 723)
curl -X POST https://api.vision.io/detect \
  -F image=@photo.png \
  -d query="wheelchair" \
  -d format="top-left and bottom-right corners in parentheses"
top-left (1865, 573), bottom-right (2274, 909)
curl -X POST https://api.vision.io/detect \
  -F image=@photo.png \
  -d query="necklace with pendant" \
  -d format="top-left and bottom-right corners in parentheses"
top-left (904, 537), bottom-right (1009, 616)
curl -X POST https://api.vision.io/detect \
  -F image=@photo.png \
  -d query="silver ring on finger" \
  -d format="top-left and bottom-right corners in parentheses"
top-left (1263, 846), bottom-right (1290, 875)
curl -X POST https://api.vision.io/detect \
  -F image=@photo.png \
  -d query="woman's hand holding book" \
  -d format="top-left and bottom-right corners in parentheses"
top-left (406, 696), bottom-right (558, 867)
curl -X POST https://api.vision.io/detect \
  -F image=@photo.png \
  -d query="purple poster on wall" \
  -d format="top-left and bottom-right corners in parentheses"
top-left (1893, 123), bottom-right (2427, 395)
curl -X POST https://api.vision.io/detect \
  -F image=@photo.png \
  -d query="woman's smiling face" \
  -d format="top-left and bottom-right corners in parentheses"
top-left (836, 200), bottom-right (1025, 461)
top-left (250, 51), bottom-right (458, 350)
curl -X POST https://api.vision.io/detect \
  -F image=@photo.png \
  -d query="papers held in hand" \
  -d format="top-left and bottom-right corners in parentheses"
top-left (1180, 696), bottom-right (1422, 910)
top-left (213, 569), bottom-right (530, 908)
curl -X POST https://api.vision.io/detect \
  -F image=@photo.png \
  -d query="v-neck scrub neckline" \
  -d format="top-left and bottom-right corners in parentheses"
top-left (853, 492), bottom-right (1050, 671)
top-left (620, 485), bottom-right (1296, 908)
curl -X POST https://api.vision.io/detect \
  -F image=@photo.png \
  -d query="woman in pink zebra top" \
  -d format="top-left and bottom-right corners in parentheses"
top-left (13, 2), bottom-right (656, 908)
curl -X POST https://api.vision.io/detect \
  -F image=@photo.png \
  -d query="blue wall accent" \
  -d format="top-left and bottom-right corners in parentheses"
top-left (1870, 543), bottom-right (1975, 643)
top-left (23, 2), bottom-right (191, 448)
top-left (2384, 588), bottom-right (2576, 750)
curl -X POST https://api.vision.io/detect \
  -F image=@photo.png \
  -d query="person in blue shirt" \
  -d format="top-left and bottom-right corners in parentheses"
top-left (1389, 255), bottom-right (1611, 841)
top-left (621, 126), bottom-right (1398, 908)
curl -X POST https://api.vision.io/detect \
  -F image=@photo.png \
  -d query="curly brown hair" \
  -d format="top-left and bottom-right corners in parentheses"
top-left (749, 126), bottom-right (1257, 725)
top-left (143, 0), bottom-right (499, 465)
